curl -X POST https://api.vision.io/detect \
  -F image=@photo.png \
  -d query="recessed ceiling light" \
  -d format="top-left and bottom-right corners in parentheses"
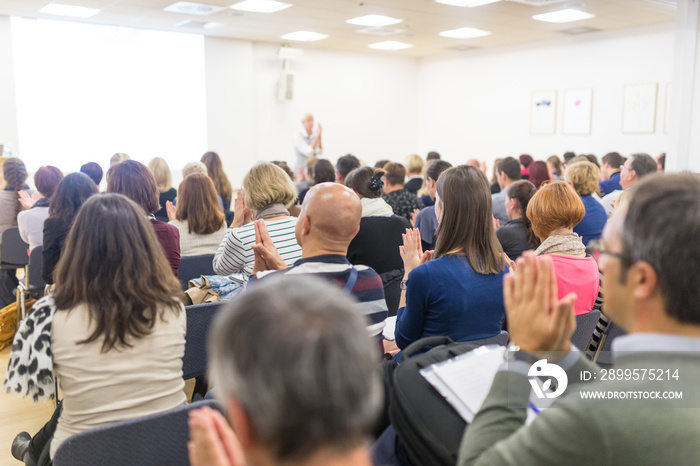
top-left (164, 2), bottom-right (228, 15)
top-left (533, 9), bottom-right (595, 23)
top-left (368, 40), bottom-right (413, 51)
top-left (347, 15), bottom-right (403, 27)
top-left (435, 0), bottom-right (501, 7)
top-left (281, 31), bottom-right (329, 41)
top-left (39, 3), bottom-right (100, 18)
top-left (230, 0), bottom-right (292, 13)
top-left (439, 27), bottom-right (491, 39)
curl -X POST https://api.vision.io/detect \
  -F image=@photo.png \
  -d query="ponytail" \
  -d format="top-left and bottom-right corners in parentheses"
top-left (507, 181), bottom-right (540, 249)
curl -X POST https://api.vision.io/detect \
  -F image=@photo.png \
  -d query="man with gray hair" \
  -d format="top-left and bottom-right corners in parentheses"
top-left (188, 275), bottom-right (382, 466)
top-left (600, 152), bottom-right (657, 217)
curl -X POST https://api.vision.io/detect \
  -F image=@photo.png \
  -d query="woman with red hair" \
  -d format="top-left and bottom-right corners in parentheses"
top-left (527, 161), bottom-right (551, 189)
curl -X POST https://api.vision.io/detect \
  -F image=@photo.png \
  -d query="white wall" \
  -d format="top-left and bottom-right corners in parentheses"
top-left (0, 16), bottom-right (19, 158)
top-left (416, 24), bottom-right (675, 168)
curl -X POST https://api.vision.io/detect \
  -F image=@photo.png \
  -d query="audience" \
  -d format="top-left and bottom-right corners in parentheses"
top-left (296, 156), bottom-right (318, 193)
top-left (382, 163), bottom-right (424, 221)
top-left (395, 165), bottom-right (508, 350)
top-left (248, 182), bottom-right (388, 341)
top-left (519, 154), bottom-right (533, 179)
top-left (201, 151), bottom-right (233, 212)
top-left (566, 161), bottom-right (607, 246)
top-left (404, 154), bottom-right (424, 195)
top-left (79, 162), bottom-right (103, 187)
top-left (183, 161), bottom-right (208, 177)
top-left (375, 159), bottom-right (390, 169)
top-left (586, 154), bottom-right (600, 167)
top-left (8, 193), bottom-right (186, 465)
top-left (107, 160), bottom-right (181, 277)
top-left (189, 275), bottom-right (381, 466)
top-left (336, 154), bottom-right (361, 184)
top-left (527, 181), bottom-right (599, 315)
top-left (167, 173), bottom-right (227, 257)
top-left (213, 163), bottom-right (302, 281)
top-left (413, 160), bottom-right (453, 250)
top-left (17, 166), bottom-right (64, 251)
top-left (42, 173), bottom-right (98, 285)
top-left (148, 157), bottom-right (178, 222)
top-left (491, 157), bottom-right (521, 224)
top-left (298, 158), bottom-right (334, 203)
top-left (458, 173), bottom-right (700, 466)
top-left (496, 180), bottom-right (539, 261)
top-left (562, 151), bottom-right (576, 167)
top-left (546, 155), bottom-right (563, 180)
top-left (599, 151), bottom-right (623, 195)
top-left (601, 152), bottom-right (657, 217)
top-left (527, 160), bottom-right (551, 189)
top-left (271, 160), bottom-right (295, 181)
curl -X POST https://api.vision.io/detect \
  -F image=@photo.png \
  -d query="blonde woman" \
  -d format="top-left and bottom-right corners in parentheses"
top-left (404, 154), bottom-right (424, 195)
top-left (565, 161), bottom-right (607, 246)
top-left (213, 163), bottom-right (302, 281)
top-left (148, 157), bottom-right (177, 222)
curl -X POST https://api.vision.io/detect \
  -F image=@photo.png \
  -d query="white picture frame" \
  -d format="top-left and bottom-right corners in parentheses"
top-left (622, 83), bottom-right (657, 134)
top-left (530, 90), bottom-right (557, 135)
top-left (563, 88), bottom-right (593, 135)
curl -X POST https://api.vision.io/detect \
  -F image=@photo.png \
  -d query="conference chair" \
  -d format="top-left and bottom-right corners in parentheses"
top-left (52, 399), bottom-right (222, 466)
top-left (16, 245), bottom-right (46, 320)
top-left (571, 310), bottom-right (602, 352)
top-left (183, 302), bottom-right (226, 398)
top-left (593, 320), bottom-right (627, 367)
top-left (0, 227), bottom-right (29, 269)
top-left (177, 254), bottom-right (215, 291)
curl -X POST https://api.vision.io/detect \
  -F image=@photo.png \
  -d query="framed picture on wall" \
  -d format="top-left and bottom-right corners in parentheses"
top-left (664, 83), bottom-right (672, 134)
top-left (622, 83), bottom-right (658, 134)
top-left (563, 88), bottom-right (593, 135)
top-left (530, 90), bottom-right (557, 135)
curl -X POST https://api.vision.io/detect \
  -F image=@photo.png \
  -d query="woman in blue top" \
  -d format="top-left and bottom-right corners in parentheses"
top-left (395, 165), bottom-right (508, 350)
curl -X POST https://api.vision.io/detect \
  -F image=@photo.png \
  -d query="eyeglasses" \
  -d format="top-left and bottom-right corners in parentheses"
top-left (586, 239), bottom-right (633, 264)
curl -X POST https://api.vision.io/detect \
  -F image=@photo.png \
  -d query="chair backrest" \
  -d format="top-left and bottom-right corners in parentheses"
top-left (1, 227), bottom-right (29, 267)
top-left (26, 245), bottom-right (46, 290)
top-left (571, 310), bottom-right (602, 351)
top-left (182, 301), bottom-right (226, 380)
top-left (594, 320), bottom-right (627, 365)
top-left (467, 330), bottom-right (510, 347)
top-left (178, 254), bottom-right (215, 291)
top-left (53, 400), bottom-right (222, 466)
top-left (347, 216), bottom-right (411, 275)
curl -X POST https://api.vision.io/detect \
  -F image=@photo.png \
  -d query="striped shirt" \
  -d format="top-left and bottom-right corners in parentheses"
top-left (213, 217), bottom-right (302, 280)
top-left (254, 255), bottom-right (388, 338)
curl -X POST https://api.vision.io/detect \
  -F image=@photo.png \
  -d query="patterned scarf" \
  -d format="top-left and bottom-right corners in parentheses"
top-left (534, 233), bottom-right (586, 256)
top-left (254, 203), bottom-right (290, 221)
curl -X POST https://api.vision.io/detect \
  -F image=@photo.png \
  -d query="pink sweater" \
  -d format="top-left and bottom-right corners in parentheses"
top-left (548, 254), bottom-right (599, 315)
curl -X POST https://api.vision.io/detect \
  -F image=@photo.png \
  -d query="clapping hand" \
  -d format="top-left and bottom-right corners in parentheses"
top-left (188, 406), bottom-right (245, 466)
top-left (166, 201), bottom-right (177, 221)
top-left (251, 220), bottom-right (287, 274)
top-left (399, 228), bottom-right (433, 276)
top-left (410, 208), bottom-right (420, 228)
top-left (18, 190), bottom-right (41, 210)
top-left (232, 189), bottom-right (253, 228)
top-left (504, 252), bottom-right (577, 354)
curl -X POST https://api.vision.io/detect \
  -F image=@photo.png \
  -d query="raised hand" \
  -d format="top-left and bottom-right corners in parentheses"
top-left (18, 190), bottom-right (40, 210)
top-left (188, 406), bottom-right (245, 466)
top-left (166, 200), bottom-right (177, 221)
top-left (232, 189), bottom-right (253, 228)
top-left (504, 252), bottom-right (577, 353)
top-left (410, 208), bottom-right (420, 228)
top-left (399, 228), bottom-right (431, 276)
top-left (251, 220), bottom-right (287, 274)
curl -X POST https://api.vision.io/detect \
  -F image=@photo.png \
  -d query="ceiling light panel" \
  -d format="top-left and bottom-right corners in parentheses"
top-left (439, 27), bottom-right (491, 39)
top-left (347, 15), bottom-right (403, 27)
top-left (533, 9), bottom-right (596, 23)
top-left (281, 31), bottom-right (328, 41)
top-left (435, 0), bottom-right (501, 7)
top-left (164, 2), bottom-right (228, 15)
top-left (39, 3), bottom-right (100, 18)
top-left (369, 40), bottom-right (413, 50)
top-left (230, 0), bottom-right (292, 13)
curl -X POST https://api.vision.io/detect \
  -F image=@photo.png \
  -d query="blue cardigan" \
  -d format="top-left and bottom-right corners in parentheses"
top-left (573, 194), bottom-right (607, 246)
top-left (395, 255), bottom-right (507, 349)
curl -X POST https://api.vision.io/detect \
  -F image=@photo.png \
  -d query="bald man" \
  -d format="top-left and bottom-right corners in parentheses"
top-left (250, 183), bottom-right (388, 339)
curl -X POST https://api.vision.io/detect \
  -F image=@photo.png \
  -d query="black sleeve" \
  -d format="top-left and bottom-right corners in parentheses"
top-left (42, 219), bottom-right (66, 285)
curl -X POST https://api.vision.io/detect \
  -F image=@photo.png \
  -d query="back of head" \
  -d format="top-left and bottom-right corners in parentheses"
top-left (305, 157), bottom-right (320, 172)
top-left (49, 172), bottom-right (99, 222)
top-left (271, 161), bottom-right (295, 181)
top-left (176, 173), bottom-right (225, 235)
top-left (506, 181), bottom-right (540, 248)
top-left (629, 153), bottom-right (658, 180)
top-left (201, 151), bottom-right (232, 202)
top-left (243, 163), bottom-right (298, 211)
top-left (148, 157), bottom-right (172, 192)
top-left (568, 155), bottom-right (591, 166)
top-left (434, 165), bottom-right (505, 274)
top-left (209, 274), bottom-right (382, 462)
top-left (528, 161), bottom-right (551, 189)
top-left (110, 153), bottom-right (130, 167)
top-left (383, 162), bottom-right (406, 186)
top-left (519, 154), bottom-right (534, 168)
top-left (405, 154), bottom-right (424, 175)
top-left (107, 160), bottom-right (160, 215)
top-left (566, 161), bottom-right (599, 196)
top-left (497, 157), bottom-right (521, 182)
top-left (34, 166), bottom-right (64, 199)
top-left (3, 158), bottom-right (27, 191)
top-left (563, 152), bottom-right (576, 164)
top-left (53, 193), bottom-right (181, 352)
top-left (547, 155), bottom-right (563, 175)
top-left (622, 173), bottom-right (700, 324)
top-left (336, 154), bottom-right (361, 180)
top-left (80, 162), bottom-right (104, 186)
top-left (527, 181), bottom-right (585, 240)
top-left (426, 151), bottom-right (440, 161)
top-left (602, 152), bottom-right (623, 169)
top-left (426, 160), bottom-right (453, 182)
top-left (585, 154), bottom-right (600, 167)
top-left (345, 166), bottom-right (385, 199)
top-left (302, 182), bottom-right (362, 244)
top-left (374, 159), bottom-right (390, 169)
top-left (311, 159), bottom-right (335, 184)
top-left (183, 161), bottom-right (208, 178)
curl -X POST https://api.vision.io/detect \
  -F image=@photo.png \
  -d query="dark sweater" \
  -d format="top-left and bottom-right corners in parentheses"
top-left (154, 188), bottom-right (177, 222)
top-left (150, 219), bottom-right (181, 277)
top-left (347, 216), bottom-right (411, 276)
top-left (496, 218), bottom-right (531, 261)
top-left (42, 217), bottom-right (70, 285)
top-left (383, 189), bottom-right (424, 222)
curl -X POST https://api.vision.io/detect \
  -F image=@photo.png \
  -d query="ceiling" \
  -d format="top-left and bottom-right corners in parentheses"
top-left (0, 0), bottom-right (677, 57)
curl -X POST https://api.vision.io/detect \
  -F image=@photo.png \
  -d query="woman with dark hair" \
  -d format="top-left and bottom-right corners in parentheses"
top-left (0, 158), bottom-right (29, 242)
top-left (201, 152), bottom-right (232, 212)
top-left (166, 173), bottom-right (227, 256)
top-left (298, 159), bottom-right (335, 203)
top-left (519, 154), bottom-right (534, 180)
top-left (7, 193), bottom-right (186, 465)
top-left (496, 180), bottom-right (539, 261)
top-left (18, 166), bottom-right (64, 250)
top-left (107, 160), bottom-right (181, 276)
top-left (42, 173), bottom-right (98, 285)
top-left (395, 165), bottom-right (508, 349)
top-left (345, 167), bottom-right (393, 217)
top-left (527, 160), bottom-right (551, 189)
top-left (414, 160), bottom-right (453, 250)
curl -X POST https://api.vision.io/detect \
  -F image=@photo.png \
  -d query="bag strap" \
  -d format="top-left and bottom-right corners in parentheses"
top-left (403, 336), bottom-right (455, 359)
top-left (344, 267), bottom-right (358, 294)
